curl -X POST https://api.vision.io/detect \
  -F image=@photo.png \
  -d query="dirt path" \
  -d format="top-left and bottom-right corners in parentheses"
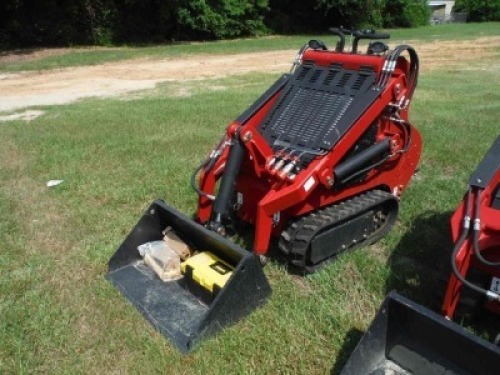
top-left (0, 36), bottom-right (499, 113)
top-left (0, 50), bottom-right (293, 113)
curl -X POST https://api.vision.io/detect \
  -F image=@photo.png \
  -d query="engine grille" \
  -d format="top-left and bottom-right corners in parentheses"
top-left (259, 64), bottom-right (380, 159)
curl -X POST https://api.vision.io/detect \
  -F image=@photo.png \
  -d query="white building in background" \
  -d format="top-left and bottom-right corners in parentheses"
top-left (428, 1), bottom-right (456, 23)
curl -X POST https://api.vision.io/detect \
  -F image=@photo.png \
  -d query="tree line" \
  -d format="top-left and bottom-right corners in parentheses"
top-left (0, 0), bottom-right (496, 49)
top-left (454, 0), bottom-right (500, 22)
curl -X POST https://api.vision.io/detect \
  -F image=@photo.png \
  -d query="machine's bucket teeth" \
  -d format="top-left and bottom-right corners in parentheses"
top-left (341, 292), bottom-right (500, 374)
top-left (107, 200), bottom-right (271, 353)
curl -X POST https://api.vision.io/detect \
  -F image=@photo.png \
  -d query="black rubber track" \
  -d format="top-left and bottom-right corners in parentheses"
top-left (279, 189), bottom-right (398, 274)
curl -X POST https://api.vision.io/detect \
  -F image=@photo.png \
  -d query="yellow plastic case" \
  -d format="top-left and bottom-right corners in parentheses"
top-left (181, 252), bottom-right (234, 303)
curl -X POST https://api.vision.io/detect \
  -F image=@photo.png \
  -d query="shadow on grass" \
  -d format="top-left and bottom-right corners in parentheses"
top-left (385, 210), bottom-right (454, 309)
top-left (385, 209), bottom-right (500, 340)
top-left (329, 210), bottom-right (454, 374)
top-left (226, 218), bottom-right (295, 268)
top-left (387, 209), bottom-right (500, 336)
top-left (330, 328), bottom-right (364, 375)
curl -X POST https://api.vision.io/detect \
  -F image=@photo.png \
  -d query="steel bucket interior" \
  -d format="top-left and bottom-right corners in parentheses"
top-left (341, 292), bottom-right (500, 374)
top-left (107, 200), bottom-right (271, 353)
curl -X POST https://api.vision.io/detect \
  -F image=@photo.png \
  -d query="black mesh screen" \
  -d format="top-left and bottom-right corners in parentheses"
top-left (259, 64), bottom-right (380, 158)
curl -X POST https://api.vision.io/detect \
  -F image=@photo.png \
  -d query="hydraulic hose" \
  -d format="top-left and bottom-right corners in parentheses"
top-left (451, 222), bottom-right (488, 296)
top-left (190, 160), bottom-right (215, 201)
top-left (378, 45), bottom-right (419, 100)
top-left (451, 188), bottom-right (500, 302)
top-left (190, 136), bottom-right (228, 201)
top-left (397, 45), bottom-right (419, 100)
top-left (472, 187), bottom-right (500, 266)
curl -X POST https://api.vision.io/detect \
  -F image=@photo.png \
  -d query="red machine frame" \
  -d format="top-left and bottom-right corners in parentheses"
top-left (442, 165), bottom-right (500, 318)
top-left (196, 47), bottom-right (422, 256)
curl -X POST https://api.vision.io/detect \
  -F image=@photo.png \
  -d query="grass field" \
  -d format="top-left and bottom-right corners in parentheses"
top-left (1, 24), bottom-right (500, 373)
top-left (1, 22), bottom-right (500, 72)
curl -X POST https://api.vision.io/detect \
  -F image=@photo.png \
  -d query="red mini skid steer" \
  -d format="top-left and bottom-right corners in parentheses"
top-left (442, 135), bottom-right (500, 319)
top-left (196, 28), bottom-right (421, 272)
top-left (108, 28), bottom-right (422, 352)
top-left (342, 137), bottom-right (500, 374)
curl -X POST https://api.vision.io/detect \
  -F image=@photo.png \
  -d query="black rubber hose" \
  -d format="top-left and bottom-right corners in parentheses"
top-left (393, 45), bottom-right (419, 99)
top-left (378, 45), bottom-right (419, 97)
top-left (190, 136), bottom-right (228, 200)
top-left (190, 159), bottom-right (215, 200)
top-left (378, 44), bottom-right (401, 87)
top-left (450, 188), bottom-right (490, 296)
top-left (451, 223), bottom-right (488, 296)
top-left (472, 188), bottom-right (500, 266)
top-left (379, 48), bottom-right (399, 87)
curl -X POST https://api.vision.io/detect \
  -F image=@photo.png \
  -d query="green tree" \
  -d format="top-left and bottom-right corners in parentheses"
top-left (267, 0), bottom-right (326, 33)
top-left (112, 0), bottom-right (179, 44)
top-left (315, 0), bottom-right (386, 29)
top-left (0, 0), bottom-right (119, 47)
top-left (454, 0), bottom-right (500, 21)
top-left (0, 0), bottom-right (92, 47)
top-left (177, 0), bottom-right (269, 39)
top-left (384, 0), bottom-right (430, 28)
top-left (84, 0), bottom-right (116, 45)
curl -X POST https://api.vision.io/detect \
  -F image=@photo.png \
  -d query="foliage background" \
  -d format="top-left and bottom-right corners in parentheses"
top-left (0, 0), bottom-right (434, 48)
top-left (454, 0), bottom-right (500, 22)
top-left (1, 22), bottom-right (499, 375)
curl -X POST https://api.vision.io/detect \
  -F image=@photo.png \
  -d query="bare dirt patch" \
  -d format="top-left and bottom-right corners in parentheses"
top-left (411, 36), bottom-right (500, 72)
top-left (0, 50), bottom-right (293, 112)
top-left (0, 110), bottom-right (45, 122)
top-left (0, 36), bottom-right (498, 112)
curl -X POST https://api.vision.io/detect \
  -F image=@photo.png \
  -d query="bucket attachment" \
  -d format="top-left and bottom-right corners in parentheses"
top-left (341, 292), bottom-right (500, 374)
top-left (107, 200), bottom-right (271, 353)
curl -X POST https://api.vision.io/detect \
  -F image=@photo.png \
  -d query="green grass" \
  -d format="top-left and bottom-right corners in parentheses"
top-left (386, 21), bottom-right (500, 41)
top-left (1, 30), bottom-right (500, 373)
top-left (1, 22), bottom-right (499, 72)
